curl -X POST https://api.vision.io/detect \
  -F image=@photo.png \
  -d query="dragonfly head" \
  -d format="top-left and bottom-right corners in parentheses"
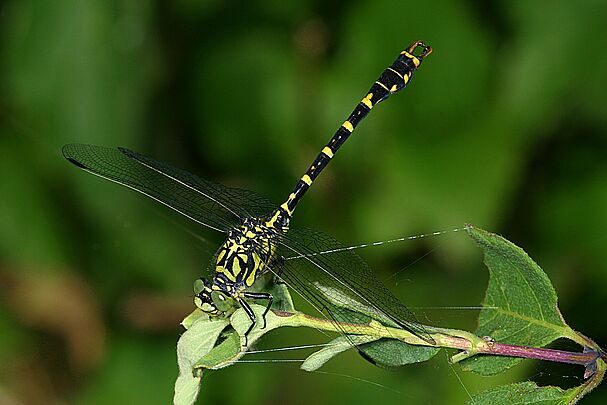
top-left (193, 277), bottom-right (235, 316)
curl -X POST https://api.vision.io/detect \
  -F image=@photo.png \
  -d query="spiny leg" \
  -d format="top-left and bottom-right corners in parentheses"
top-left (238, 298), bottom-right (256, 347)
top-left (243, 291), bottom-right (273, 329)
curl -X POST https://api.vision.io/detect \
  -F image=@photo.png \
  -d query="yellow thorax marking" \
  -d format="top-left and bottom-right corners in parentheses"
top-left (221, 267), bottom-right (237, 282)
top-left (245, 265), bottom-right (258, 286)
top-left (217, 249), bottom-right (226, 262)
top-left (231, 258), bottom-right (242, 276)
top-left (322, 146), bottom-right (334, 158)
top-left (342, 120), bottom-right (354, 132)
top-left (390, 84), bottom-right (398, 92)
top-left (403, 73), bottom-right (410, 84)
top-left (361, 93), bottom-right (373, 109)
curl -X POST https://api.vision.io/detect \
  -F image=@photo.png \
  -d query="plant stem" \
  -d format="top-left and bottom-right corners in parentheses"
top-left (273, 310), bottom-right (601, 370)
top-left (477, 341), bottom-right (599, 366)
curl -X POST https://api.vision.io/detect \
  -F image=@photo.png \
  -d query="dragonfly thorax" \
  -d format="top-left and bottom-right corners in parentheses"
top-left (218, 214), bottom-right (284, 285)
top-left (194, 209), bottom-right (288, 317)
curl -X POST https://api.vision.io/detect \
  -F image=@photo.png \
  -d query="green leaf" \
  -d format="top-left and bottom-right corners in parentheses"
top-left (248, 274), bottom-right (296, 312)
top-left (463, 225), bottom-right (577, 375)
top-left (466, 381), bottom-right (575, 405)
top-left (266, 281), bottom-right (296, 313)
top-left (301, 335), bottom-right (379, 372)
top-left (469, 346), bottom-right (606, 404)
top-left (301, 334), bottom-right (440, 371)
top-left (173, 316), bottom-right (229, 405)
top-left (174, 305), bottom-right (297, 405)
top-left (181, 309), bottom-right (206, 330)
top-left (194, 332), bottom-right (241, 369)
top-left (229, 304), bottom-right (294, 346)
top-left (358, 339), bottom-right (440, 369)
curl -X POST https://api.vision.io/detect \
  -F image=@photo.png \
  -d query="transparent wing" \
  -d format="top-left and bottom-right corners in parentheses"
top-left (276, 227), bottom-right (434, 345)
top-left (62, 144), bottom-right (277, 233)
top-left (120, 147), bottom-right (277, 219)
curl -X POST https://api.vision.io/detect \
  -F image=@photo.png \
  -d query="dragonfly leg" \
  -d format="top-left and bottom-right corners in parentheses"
top-left (238, 298), bottom-right (256, 346)
top-left (243, 291), bottom-right (273, 329)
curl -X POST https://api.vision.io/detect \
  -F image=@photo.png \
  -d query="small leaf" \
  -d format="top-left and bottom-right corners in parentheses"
top-left (230, 304), bottom-right (298, 347)
top-left (181, 309), bottom-right (206, 330)
top-left (248, 273), bottom-right (295, 312)
top-left (463, 225), bottom-right (577, 375)
top-left (174, 316), bottom-right (229, 405)
top-left (313, 284), bottom-right (381, 322)
top-left (194, 332), bottom-right (241, 369)
top-left (267, 281), bottom-right (296, 312)
top-left (466, 381), bottom-right (575, 405)
top-left (358, 339), bottom-right (440, 369)
top-left (301, 335), bottom-right (379, 372)
top-left (301, 335), bottom-right (440, 372)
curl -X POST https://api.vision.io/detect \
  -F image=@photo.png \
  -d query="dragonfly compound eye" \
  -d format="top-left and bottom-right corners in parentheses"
top-left (194, 293), bottom-right (217, 314)
top-left (193, 277), bottom-right (209, 294)
top-left (194, 286), bottom-right (220, 315)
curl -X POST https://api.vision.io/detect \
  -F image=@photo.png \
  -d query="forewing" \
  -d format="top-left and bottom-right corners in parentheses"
top-left (120, 148), bottom-right (276, 219)
top-left (277, 227), bottom-right (434, 345)
top-left (63, 144), bottom-right (275, 232)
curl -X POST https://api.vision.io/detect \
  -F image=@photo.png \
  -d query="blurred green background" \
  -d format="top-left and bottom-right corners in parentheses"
top-left (1, 0), bottom-right (606, 404)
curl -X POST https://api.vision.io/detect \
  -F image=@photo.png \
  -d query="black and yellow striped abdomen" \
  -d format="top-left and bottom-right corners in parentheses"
top-left (276, 41), bottom-right (433, 219)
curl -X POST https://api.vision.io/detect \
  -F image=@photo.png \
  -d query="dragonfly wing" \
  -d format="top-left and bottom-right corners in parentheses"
top-left (63, 144), bottom-right (276, 232)
top-left (276, 227), bottom-right (434, 345)
top-left (120, 147), bottom-right (276, 219)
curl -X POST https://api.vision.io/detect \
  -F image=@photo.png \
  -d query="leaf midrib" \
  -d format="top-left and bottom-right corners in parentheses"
top-left (481, 306), bottom-right (567, 336)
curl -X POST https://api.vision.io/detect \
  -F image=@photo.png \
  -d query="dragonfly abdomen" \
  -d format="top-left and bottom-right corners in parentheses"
top-left (277, 41), bottom-right (432, 218)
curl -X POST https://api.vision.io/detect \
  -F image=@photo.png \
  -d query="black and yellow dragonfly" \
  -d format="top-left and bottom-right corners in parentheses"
top-left (63, 41), bottom-right (435, 363)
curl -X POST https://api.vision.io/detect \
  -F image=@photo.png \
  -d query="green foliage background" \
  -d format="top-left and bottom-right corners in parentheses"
top-left (1, 1), bottom-right (606, 404)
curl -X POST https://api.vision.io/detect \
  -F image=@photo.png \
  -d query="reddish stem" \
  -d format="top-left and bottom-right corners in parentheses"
top-left (479, 342), bottom-right (599, 366)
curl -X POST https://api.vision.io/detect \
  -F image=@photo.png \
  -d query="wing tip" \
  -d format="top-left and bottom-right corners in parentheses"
top-left (117, 146), bottom-right (135, 158)
top-left (62, 143), bottom-right (89, 169)
top-left (63, 143), bottom-right (132, 170)
top-left (61, 143), bottom-right (75, 157)
top-left (65, 156), bottom-right (89, 170)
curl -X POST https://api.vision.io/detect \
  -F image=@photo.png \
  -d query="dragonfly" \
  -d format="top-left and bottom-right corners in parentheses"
top-left (63, 41), bottom-right (435, 362)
